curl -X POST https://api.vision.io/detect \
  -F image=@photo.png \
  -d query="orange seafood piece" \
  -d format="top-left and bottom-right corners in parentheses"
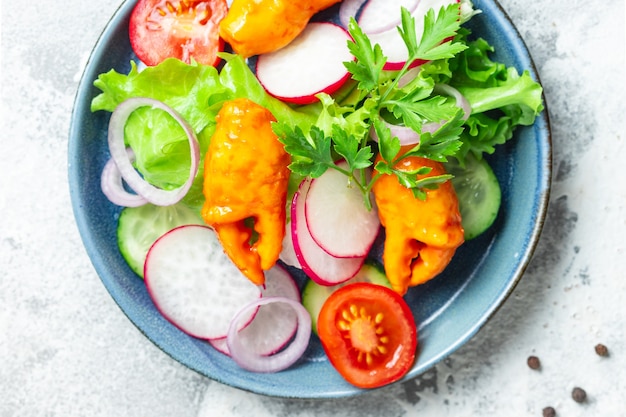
top-left (202, 98), bottom-right (291, 285)
top-left (219, 0), bottom-right (342, 58)
top-left (372, 153), bottom-right (464, 295)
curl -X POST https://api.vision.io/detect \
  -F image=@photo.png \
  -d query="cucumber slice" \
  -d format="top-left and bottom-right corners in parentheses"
top-left (445, 153), bottom-right (501, 240)
top-left (302, 261), bottom-right (392, 334)
top-left (117, 203), bottom-right (205, 278)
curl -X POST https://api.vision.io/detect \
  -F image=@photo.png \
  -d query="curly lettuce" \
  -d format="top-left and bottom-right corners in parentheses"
top-left (447, 29), bottom-right (545, 160)
top-left (91, 55), bottom-right (316, 209)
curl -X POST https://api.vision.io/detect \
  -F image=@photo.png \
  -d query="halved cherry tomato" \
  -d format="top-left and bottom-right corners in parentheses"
top-left (129, 0), bottom-right (228, 66)
top-left (317, 282), bottom-right (417, 389)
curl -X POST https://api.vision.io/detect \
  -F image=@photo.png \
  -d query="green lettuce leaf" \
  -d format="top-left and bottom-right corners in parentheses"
top-left (457, 68), bottom-right (544, 124)
top-left (91, 56), bottom-right (316, 209)
top-left (447, 29), bottom-right (544, 160)
top-left (92, 58), bottom-right (222, 132)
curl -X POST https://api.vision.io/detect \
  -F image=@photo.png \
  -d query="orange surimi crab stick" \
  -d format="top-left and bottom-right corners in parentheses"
top-left (219, 0), bottom-right (342, 58)
top-left (201, 98), bottom-right (291, 285)
top-left (372, 153), bottom-right (465, 295)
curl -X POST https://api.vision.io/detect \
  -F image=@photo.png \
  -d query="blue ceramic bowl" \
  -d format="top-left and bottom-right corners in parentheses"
top-left (69, 0), bottom-right (551, 398)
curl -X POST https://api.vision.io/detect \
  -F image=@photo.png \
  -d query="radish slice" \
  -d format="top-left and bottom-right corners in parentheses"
top-left (100, 148), bottom-right (148, 207)
top-left (291, 179), bottom-right (365, 285)
top-left (107, 97), bottom-right (200, 206)
top-left (207, 336), bottom-right (230, 355)
top-left (367, 0), bottom-right (460, 70)
top-left (144, 225), bottom-right (261, 340)
top-left (210, 264), bottom-right (301, 356)
top-left (256, 22), bottom-right (354, 105)
top-left (358, 0), bottom-right (420, 34)
top-left (279, 219), bottom-right (301, 268)
top-left (227, 296), bottom-right (312, 373)
top-left (305, 162), bottom-right (380, 258)
top-left (338, 0), bottom-right (367, 28)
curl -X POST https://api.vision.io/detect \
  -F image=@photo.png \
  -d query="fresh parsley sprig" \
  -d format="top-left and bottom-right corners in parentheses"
top-left (275, 123), bottom-right (374, 199)
top-left (372, 118), bottom-right (454, 200)
top-left (274, 3), bottom-right (469, 206)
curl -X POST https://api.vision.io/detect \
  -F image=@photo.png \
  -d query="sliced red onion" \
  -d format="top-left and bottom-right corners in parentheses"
top-left (371, 84), bottom-right (471, 146)
top-left (227, 296), bottom-right (311, 373)
top-left (107, 97), bottom-right (200, 206)
top-left (397, 66), bottom-right (422, 88)
top-left (211, 265), bottom-right (301, 357)
top-left (279, 219), bottom-right (302, 268)
top-left (100, 148), bottom-right (149, 207)
top-left (371, 122), bottom-right (421, 146)
top-left (339, 0), bottom-right (367, 28)
top-left (434, 83), bottom-right (471, 121)
top-left (357, 0), bottom-right (421, 35)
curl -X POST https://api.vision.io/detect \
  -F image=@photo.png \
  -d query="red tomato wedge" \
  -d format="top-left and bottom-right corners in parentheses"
top-left (317, 283), bottom-right (417, 389)
top-left (129, 0), bottom-right (228, 66)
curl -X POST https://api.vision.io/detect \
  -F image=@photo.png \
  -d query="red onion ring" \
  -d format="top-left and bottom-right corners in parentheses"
top-left (339, 0), bottom-right (367, 28)
top-left (227, 296), bottom-right (311, 373)
top-left (434, 83), bottom-right (471, 121)
top-left (358, 0), bottom-right (421, 35)
top-left (371, 84), bottom-right (471, 146)
top-left (338, 0), bottom-right (368, 28)
top-left (107, 97), bottom-right (200, 206)
top-left (371, 122), bottom-right (421, 146)
top-left (397, 66), bottom-right (423, 88)
top-left (100, 148), bottom-right (149, 207)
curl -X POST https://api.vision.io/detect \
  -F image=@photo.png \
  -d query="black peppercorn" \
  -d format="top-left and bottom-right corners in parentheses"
top-left (595, 343), bottom-right (609, 357)
top-left (542, 406), bottom-right (556, 417)
top-left (527, 355), bottom-right (541, 370)
top-left (572, 387), bottom-right (587, 403)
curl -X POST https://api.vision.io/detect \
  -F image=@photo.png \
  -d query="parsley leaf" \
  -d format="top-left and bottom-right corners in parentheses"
top-left (344, 19), bottom-right (387, 92)
top-left (275, 124), bottom-right (333, 178)
top-left (275, 3), bottom-right (479, 206)
top-left (332, 124), bottom-right (374, 170)
top-left (410, 6), bottom-right (468, 61)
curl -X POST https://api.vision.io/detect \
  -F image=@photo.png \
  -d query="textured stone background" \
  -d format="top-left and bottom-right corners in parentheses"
top-left (2, 0), bottom-right (625, 416)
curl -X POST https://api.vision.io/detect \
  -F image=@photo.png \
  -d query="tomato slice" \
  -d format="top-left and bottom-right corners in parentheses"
top-left (317, 282), bottom-right (417, 389)
top-left (129, 0), bottom-right (228, 66)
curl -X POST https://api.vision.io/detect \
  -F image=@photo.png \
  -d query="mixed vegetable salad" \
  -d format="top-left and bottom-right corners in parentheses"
top-left (91, 0), bottom-right (543, 389)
